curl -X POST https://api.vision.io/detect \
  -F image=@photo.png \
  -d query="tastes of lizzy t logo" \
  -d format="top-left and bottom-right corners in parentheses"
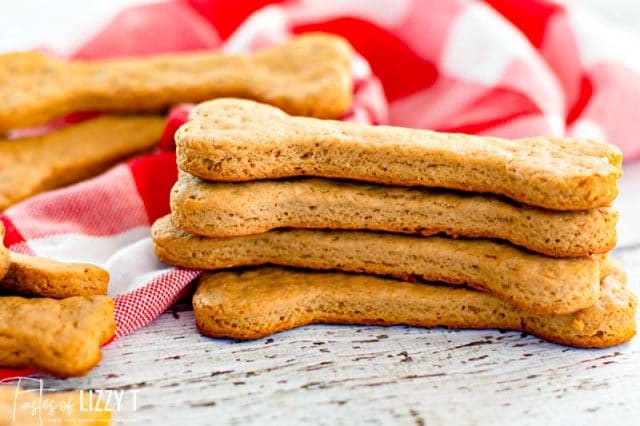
top-left (0, 377), bottom-right (138, 424)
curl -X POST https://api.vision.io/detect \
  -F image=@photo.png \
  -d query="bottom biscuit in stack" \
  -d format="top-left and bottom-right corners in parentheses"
top-left (192, 266), bottom-right (636, 348)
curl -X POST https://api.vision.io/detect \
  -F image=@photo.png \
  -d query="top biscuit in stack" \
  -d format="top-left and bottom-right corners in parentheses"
top-left (153, 98), bottom-right (634, 347)
top-left (175, 99), bottom-right (621, 211)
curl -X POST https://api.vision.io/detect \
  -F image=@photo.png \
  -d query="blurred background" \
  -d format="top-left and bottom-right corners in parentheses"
top-left (1, 0), bottom-right (639, 53)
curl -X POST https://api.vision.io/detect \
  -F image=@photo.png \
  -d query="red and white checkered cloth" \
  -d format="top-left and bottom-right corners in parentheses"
top-left (2, 0), bottom-right (639, 377)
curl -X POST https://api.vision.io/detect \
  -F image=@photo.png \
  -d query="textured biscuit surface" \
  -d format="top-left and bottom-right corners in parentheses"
top-left (0, 34), bottom-right (352, 132)
top-left (0, 225), bottom-right (8, 281)
top-left (193, 266), bottom-right (637, 348)
top-left (172, 174), bottom-right (618, 257)
top-left (0, 295), bottom-right (115, 377)
top-left (0, 115), bottom-right (164, 210)
top-left (153, 215), bottom-right (602, 314)
top-left (0, 386), bottom-right (112, 425)
top-left (0, 252), bottom-right (109, 298)
top-left (177, 99), bottom-right (621, 210)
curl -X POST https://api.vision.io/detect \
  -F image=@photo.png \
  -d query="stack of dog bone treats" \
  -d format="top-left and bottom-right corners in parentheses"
top-left (0, 33), bottom-right (353, 379)
top-left (152, 97), bottom-right (637, 348)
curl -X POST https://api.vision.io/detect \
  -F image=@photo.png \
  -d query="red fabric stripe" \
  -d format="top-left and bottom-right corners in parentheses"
top-left (485, 0), bottom-right (562, 47)
top-left (566, 74), bottom-right (593, 126)
top-left (293, 17), bottom-right (438, 102)
top-left (73, 1), bottom-right (221, 59)
top-left (128, 152), bottom-right (180, 224)
top-left (0, 369), bottom-right (37, 380)
top-left (440, 88), bottom-right (542, 134)
top-left (113, 268), bottom-right (201, 338)
top-left (5, 165), bottom-right (148, 240)
top-left (186, 0), bottom-right (285, 40)
top-left (159, 105), bottom-right (193, 151)
top-left (0, 216), bottom-right (26, 247)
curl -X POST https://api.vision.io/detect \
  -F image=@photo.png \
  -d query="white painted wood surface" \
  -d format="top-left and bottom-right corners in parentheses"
top-left (4, 1), bottom-right (640, 425)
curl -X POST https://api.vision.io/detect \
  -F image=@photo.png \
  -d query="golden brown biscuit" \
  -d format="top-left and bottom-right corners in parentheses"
top-left (0, 252), bottom-right (109, 298)
top-left (0, 225), bottom-right (8, 281)
top-left (177, 99), bottom-right (622, 211)
top-left (193, 266), bottom-right (637, 348)
top-left (0, 295), bottom-right (115, 377)
top-left (0, 386), bottom-right (112, 425)
top-left (0, 34), bottom-right (352, 132)
top-left (0, 115), bottom-right (165, 210)
top-left (171, 174), bottom-right (618, 257)
top-left (152, 215), bottom-right (602, 315)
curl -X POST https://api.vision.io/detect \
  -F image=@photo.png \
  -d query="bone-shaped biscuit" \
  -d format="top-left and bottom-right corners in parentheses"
top-left (177, 99), bottom-right (622, 211)
top-left (0, 252), bottom-right (109, 298)
top-left (152, 215), bottom-right (603, 314)
top-left (0, 223), bottom-right (109, 297)
top-left (0, 295), bottom-right (115, 377)
top-left (0, 34), bottom-right (352, 132)
top-left (171, 174), bottom-right (617, 257)
top-left (0, 115), bottom-right (165, 210)
top-left (193, 266), bottom-right (636, 348)
top-left (0, 386), bottom-right (112, 425)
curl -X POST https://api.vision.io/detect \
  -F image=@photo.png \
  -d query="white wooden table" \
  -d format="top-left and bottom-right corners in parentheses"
top-left (4, 1), bottom-right (640, 424)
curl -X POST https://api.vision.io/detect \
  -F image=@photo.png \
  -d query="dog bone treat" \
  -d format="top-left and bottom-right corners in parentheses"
top-left (193, 266), bottom-right (637, 348)
top-left (0, 115), bottom-right (164, 210)
top-left (0, 295), bottom-right (115, 377)
top-left (172, 175), bottom-right (618, 257)
top-left (152, 215), bottom-right (602, 314)
top-left (177, 99), bottom-right (622, 210)
top-left (0, 386), bottom-right (112, 425)
top-left (0, 251), bottom-right (109, 298)
top-left (0, 34), bottom-right (352, 132)
top-left (0, 225), bottom-right (8, 281)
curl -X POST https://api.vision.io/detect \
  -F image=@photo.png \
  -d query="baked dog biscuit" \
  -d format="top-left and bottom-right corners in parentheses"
top-left (193, 267), bottom-right (637, 348)
top-left (0, 251), bottom-right (109, 298)
top-left (171, 175), bottom-right (618, 257)
top-left (0, 34), bottom-right (352, 132)
top-left (0, 295), bottom-right (115, 377)
top-left (0, 115), bottom-right (165, 210)
top-left (152, 215), bottom-right (602, 314)
top-left (0, 386), bottom-right (112, 425)
top-left (177, 99), bottom-right (622, 210)
top-left (0, 225), bottom-right (8, 281)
